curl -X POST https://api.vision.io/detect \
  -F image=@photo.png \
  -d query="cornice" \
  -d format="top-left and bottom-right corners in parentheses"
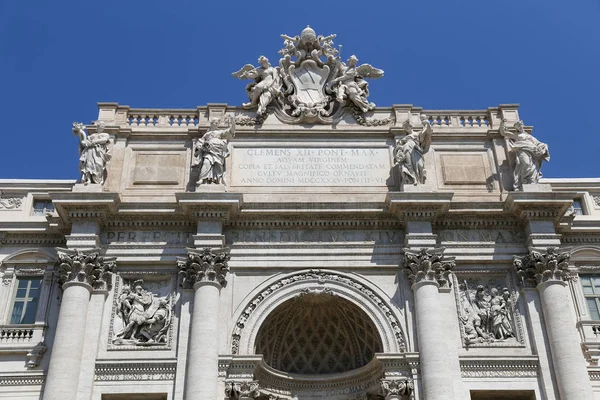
top-left (505, 191), bottom-right (576, 224)
top-left (50, 191), bottom-right (120, 223)
top-left (386, 192), bottom-right (453, 222)
top-left (176, 192), bottom-right (242, 221)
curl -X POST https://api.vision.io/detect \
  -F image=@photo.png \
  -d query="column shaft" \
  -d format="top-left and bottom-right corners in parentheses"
top-left (413, 280), bottom-right (455, 400)
top-left (186, 282), bottom-right (221, 399)
top-left (538, 281), bottom-right (594, 400)
top-left (42, 282), bottom-right (91, 400)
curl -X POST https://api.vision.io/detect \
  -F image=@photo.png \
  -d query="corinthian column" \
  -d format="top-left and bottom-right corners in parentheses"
top-left (178, 247), bottom-right (230, 400)
top-left (42, 248), bottom-right (116, 400)
top-left (402, 248), bottom-right (455, 400)
top-left (515, 248), bottom-right (594, 400)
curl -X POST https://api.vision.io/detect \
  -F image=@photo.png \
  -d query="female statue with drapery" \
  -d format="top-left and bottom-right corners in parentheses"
top-left (394, 115), bottom-right (433, 186)
top-left (500, 119), bottom-right (550, 190)
top-left (192, 116), bottom-right (236, 185)
top-left (72, 121), bottom-right (112, 185)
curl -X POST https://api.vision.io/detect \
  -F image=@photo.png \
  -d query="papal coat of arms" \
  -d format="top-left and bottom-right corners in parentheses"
top-left (232, 26), bottom-right (384, 124)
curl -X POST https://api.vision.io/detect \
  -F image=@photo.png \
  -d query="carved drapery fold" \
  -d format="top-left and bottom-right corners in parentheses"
top-left (225, 380), bottom-right (261, 399)
top-left (55, 247), bottom-right (116, 289)
top-left (402, 248), bottom-right (455, 287)
top-left (513, 247), bottom-right (573, 286)
top-left (381, 378), bottom-right (414, 399)
top-left (177, 247), bottom-right (230, 289)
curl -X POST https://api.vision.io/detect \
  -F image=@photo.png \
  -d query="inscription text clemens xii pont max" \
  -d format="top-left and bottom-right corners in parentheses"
top-left (232, 147), bottom-right (391, 186)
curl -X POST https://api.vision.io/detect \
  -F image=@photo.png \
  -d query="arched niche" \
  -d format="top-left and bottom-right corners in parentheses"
top-left (230, 269), bottom-right (406, 356)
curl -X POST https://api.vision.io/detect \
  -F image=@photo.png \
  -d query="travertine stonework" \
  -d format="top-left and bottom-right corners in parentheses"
top-left (2, 27), bottom-right (600, 400)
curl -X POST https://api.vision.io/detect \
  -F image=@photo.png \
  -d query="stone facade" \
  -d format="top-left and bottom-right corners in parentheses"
top-left (2, 28), bottom-right (600, 400)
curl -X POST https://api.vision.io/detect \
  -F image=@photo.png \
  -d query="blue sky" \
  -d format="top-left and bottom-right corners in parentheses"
top-left (0, 0), bottom-right (599, 179)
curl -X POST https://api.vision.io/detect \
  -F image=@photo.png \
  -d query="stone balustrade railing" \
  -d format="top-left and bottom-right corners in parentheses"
top-left (0, 325), bottom-right (38, 343)
top-left (126, 109), bottom-right (199, 128)
top-left (423, 110), bottom-right (492, 129)
top-left (102, 103), bottom-right (508, 131)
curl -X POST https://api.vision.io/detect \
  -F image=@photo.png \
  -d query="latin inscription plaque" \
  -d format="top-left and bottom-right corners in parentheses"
top-left (232, 147), bottom-right (391, 186)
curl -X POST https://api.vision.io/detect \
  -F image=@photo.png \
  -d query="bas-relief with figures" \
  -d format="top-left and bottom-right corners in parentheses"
top-left (0, 25), bottom-right (599, 400)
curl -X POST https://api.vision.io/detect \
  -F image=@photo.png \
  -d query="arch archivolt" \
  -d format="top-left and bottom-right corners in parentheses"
top-left (231, 269), bottom-right (406, 355)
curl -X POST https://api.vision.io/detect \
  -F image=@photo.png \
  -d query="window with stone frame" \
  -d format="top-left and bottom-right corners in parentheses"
top-left (567, 198), bottom-right (585, 216)
top-left (9, 277), bottom-right (43, 324)
top-left (580, 275), bottom-right (600, 320)
top-left (32, 199), bottom-right (54, 216)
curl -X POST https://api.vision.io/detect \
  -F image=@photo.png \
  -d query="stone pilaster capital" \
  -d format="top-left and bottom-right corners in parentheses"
top-left (380, 378), bottom-right (414, 399)
top-left (224, 380), bottom-right (260, 399)
top-left (55, 247), bottom-right (117, 290)
top-left (402, 247), bottom-right (455, 288)
top-left (513, 247), bottom-right (573, 287)
top-left (177, 247), bottom-right (230, 289)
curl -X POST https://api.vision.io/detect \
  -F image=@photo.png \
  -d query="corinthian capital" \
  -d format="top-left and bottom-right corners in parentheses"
top-left (177, 247), bottom-right (230, 289)
top-left (514, 247), bottom-right (573, 286)
top-left (402, 247), bottom-right (455, 287)
top-left (381, 378), bottom-right (414, 399)
top-left (55, 247), bottom-right (116, 290)
top-left (224, 380), bottom-right (260, 399)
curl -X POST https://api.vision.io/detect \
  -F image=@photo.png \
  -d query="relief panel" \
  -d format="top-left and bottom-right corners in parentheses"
top-left (453, 271), bottom-right (525, 348)
top-left (108, 273), bottom-right (177, 350)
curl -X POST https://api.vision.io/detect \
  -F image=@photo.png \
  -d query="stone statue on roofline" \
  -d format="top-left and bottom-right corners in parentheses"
top-left (232, 56), bottom-right (283, 116)
top-left (232, 26), bottom-right (386, 125)
top-left (500, 119), bottom-right (550, 191)
top-left (192, 116), bottom-right (236, 185)
top-left (72, 121), bottom-right (112, 185)
top-left (394, 115), bottom-right (433, 186)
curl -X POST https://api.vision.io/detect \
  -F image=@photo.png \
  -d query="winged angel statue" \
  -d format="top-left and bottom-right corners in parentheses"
top-left (232, 26), bottom-right (384, 124)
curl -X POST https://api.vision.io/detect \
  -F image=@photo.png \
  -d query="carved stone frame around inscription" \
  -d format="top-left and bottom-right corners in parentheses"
top-left (107, 271), bottom-right (177, 351)
top-left (453, 270), bottom-right (525, 348)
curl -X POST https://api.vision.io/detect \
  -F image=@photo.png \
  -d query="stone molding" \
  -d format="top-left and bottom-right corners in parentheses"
top-left (231, 269), bottom-right (406, 355)
top-left (459, 357), bottom-right (539, 378)
top-left (0, 233), bottom-right (66, 247)
top-left (0, 374), bottom-right (45, 386)
top-left (513, 247), bottom-right (573, 286)
top-left (177, 247), bottom-right (231, 289)
top-left (252, 356), bottom-right (383, 398)
top-left (94, 361), bottom-right (176, 381)
top-left (402, 247), bottom-right (455, 287)
top-left (55, 247), bottom-right (117, 290)
top-left (227, 219), bottom-right (401, 230)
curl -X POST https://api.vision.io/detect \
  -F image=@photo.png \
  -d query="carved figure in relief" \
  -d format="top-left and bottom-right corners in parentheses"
top-left (113, 279), bottom-right (172, 346)
top-left (72, 121), bottom-right (112, 185)
top-left (490, 288), bottom-right (514, 339)
top-left (394, 115), bottom-right (433, 186)
top-left (232, 56), bottom-right (282, 116)
top-left (192, 116), bottom-right (236, 185)
top-left (329, 55), bottom-right (383, 113)
top-left (459, 280), bottom-right (516, 345)
top-left (500, 119), bottom-right (550, 190)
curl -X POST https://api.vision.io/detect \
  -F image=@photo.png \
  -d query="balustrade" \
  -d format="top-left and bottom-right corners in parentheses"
top-left (126, 110), bottom-right (199, 127)
top-left (424, 111), bottom-right (491, 128)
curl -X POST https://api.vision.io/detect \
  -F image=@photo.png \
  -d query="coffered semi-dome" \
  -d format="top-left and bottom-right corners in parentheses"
top-left (255, 292), bottom-right (383, 375)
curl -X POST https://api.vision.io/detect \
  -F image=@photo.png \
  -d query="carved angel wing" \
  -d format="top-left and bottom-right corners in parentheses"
top-left (231, 64), bottom-right (257, 80)
top-left (356, 63), bottom-right (384, 79)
